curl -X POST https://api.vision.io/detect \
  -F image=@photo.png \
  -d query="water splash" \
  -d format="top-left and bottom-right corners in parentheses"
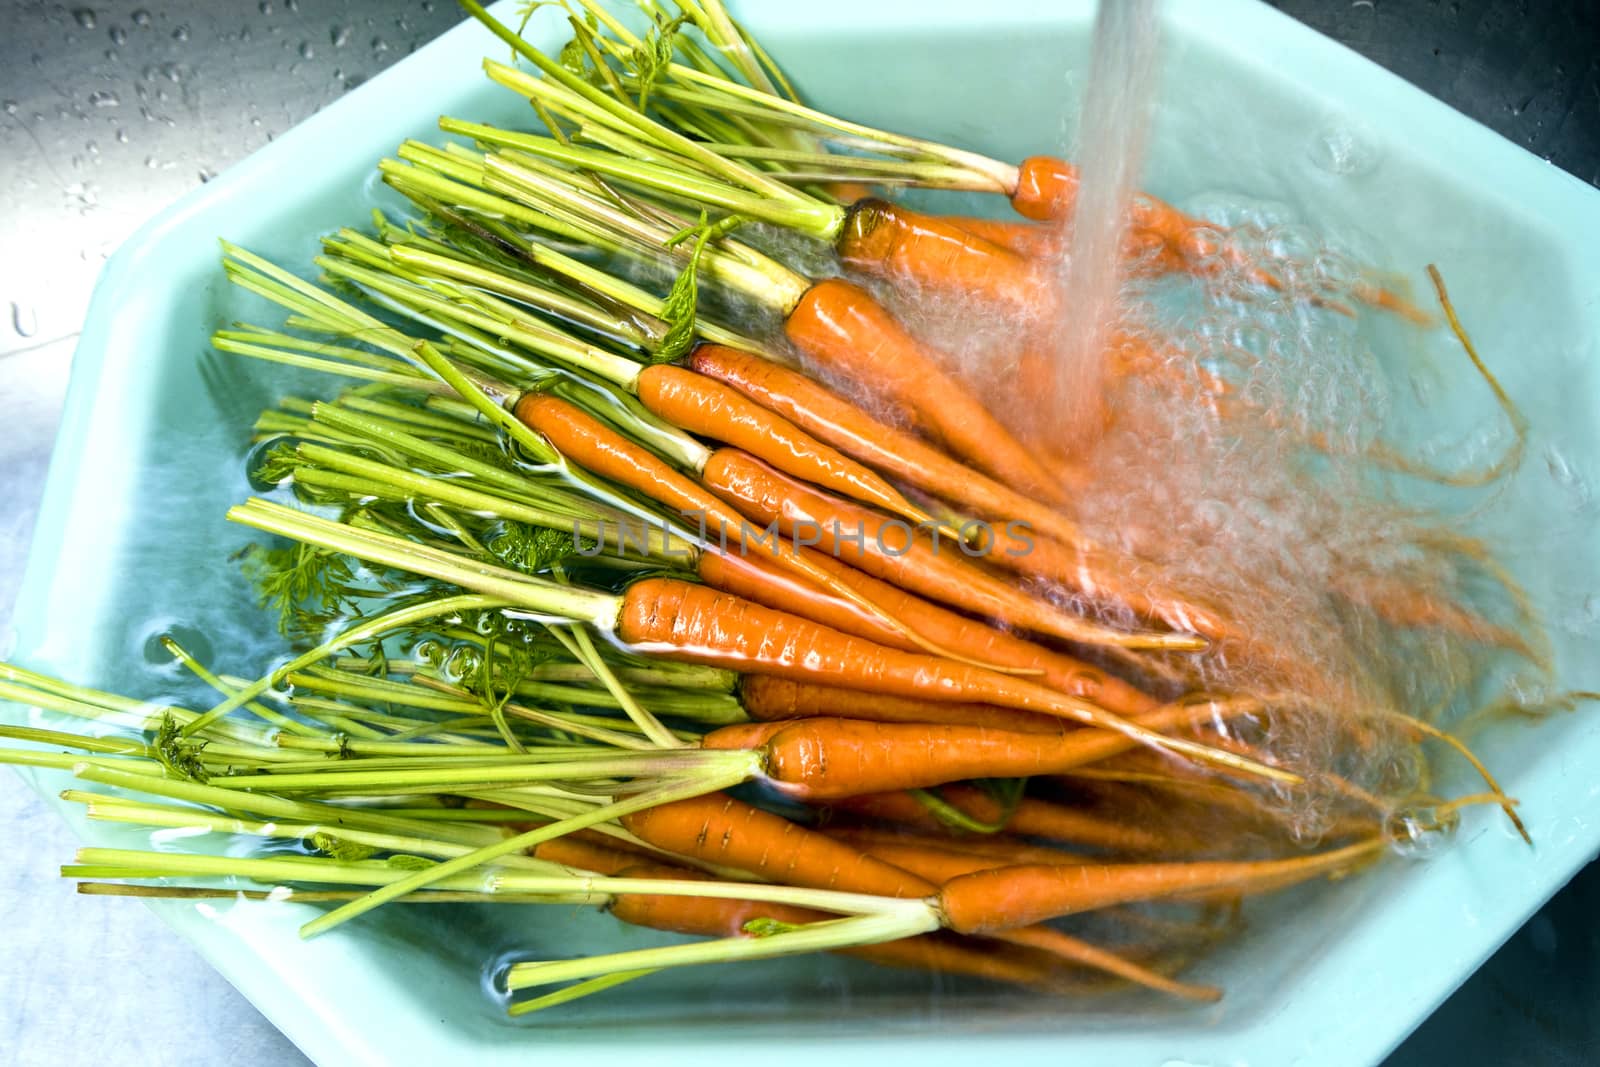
top-left (1045, 0), bottom-right (1162, 447)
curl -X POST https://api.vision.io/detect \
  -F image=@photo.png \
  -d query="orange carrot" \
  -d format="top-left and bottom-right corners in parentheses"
top-left (827, 788), bottom-right (1172, 856)
top-left (701, 448), bottom-right (1204, 652)
top-left (634, 363), bottom-right (929, 525)
top-left (515, 393), bottom-right (949, 660)
top-left (826, 826), bottom-right (1090, 870)
top-left (940, 216), bottom-right (1059, 259)
top-left (836, 199), bottom-right (1046, 312)
top-left (704, 717), bottom-right (1262, 802)
top-left (938, 837), bottom-right (1387, 933)
top-left (620, 792), bottom-right (932, 898)
top-left (699, 551), bottom-right (1160, 715)
top-left (738, 676), bottom-right (1071, 735)
top-left (615, 579), bottom-right (1271, 776)
top-left (608, 863), bottom-right (1067, 990)
top-left (782, 278), bottom-right (1068, 504)
top-left (689, 343), bottom-right (1091, 549)
top-left (1007, 156), bottom-right (1425, 320)
top-left (828, 835), bottom-right (1220, 1001)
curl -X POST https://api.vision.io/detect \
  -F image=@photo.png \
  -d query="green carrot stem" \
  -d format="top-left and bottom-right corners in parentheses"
top-left (507, 969), bottom-right (657, 1016)
top-left (296, 757), bottom-right (758, 937)
top-left (201, 748), bottom-right (741, 792)
top-left (447, 119), bottom-right (838, 238)
top-left (183, 588), bottom-right (522, 737)
top-left (212, 335), bottom-right (435, 389)
top-left (71, 763), bottom-right (505, 847)
top-left (505, 908), bottom-right (939, 992)
top-left (161, 636), bottom-right (322, 737)
top-left (0, 726), bottom-right (148, 757)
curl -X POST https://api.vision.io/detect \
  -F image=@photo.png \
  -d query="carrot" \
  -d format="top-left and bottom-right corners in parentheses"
top-left (621, 793), bottom-right (1218, 999)
top-left (938, 837), bottom-right (1387, 933)
top-left (700, 551), bottom-right (1160, 715)
top-left (689, 342), bottom-right (1237, 644)
top-left (529, 835), bottom-right (642, 876)
top-left (836, 199), bottom-right (1045, 312)
top-left (616, 578), bottom-right (1285, 779)
top-left (689, 343), bottom-right (1092, 549)
top-left (620, 792), bottom-right (932, 898)
top-left (939, 216), bottom-right (1059, 260)
top-left (704, 717), bottom-right (1264, 801)
top-left (1008, 156), bottom-right (1425, 320)
top-left (782, 278), bottom-right (1068, 504)
top-left (827, 835), bottom-right (1220, 1002)
top-left (738, 686), bottom-right (1261, 767)
top-left (701, 447), bottom-right (1205, 652)
top-left (608, 863), bottom-right (1067, 991)
top-left (514, 392), bottom-right (958, 662)
top-left (633, 363), bottom-right (931, 526)
top-left (827, 826), bottom-right (1092, 870)
top-left (827, 788), bottom-right (1173, 856)
top-left (738, 676), bottom-right (1071, 735)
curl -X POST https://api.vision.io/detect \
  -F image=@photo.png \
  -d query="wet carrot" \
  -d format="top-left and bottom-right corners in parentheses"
top-left (781, 278), bottom-right (1068, 504)
top-left (688, 343), bottom-right (1092, 548)
top-left (938, 837), bottom-right (1387, 933)
top-left (836, 199), bottom-right (1046, 311)
top-left (608, 863), bottom-right (1065, 990)
top-left (701, 448), bottom-right (1204, 652)
top-left (940, 216), bottom-right (1059, 259)
top-left (699, 551), bottom-right (1160, 715)
top-left (619, 792), bottom-right (931, 898)
top-left (705, 717), bottom-right (1255, 801)
top-left (616, 579), bottom-right (1276, 778)
top-left (515, 393), bottom-right (939, 659)
top-left (827, 788), bottom-right (1172, 855)
top-left (634, 363), bottom-right (929, 526)
top-left (738, 676), bottom-right (1070, 735)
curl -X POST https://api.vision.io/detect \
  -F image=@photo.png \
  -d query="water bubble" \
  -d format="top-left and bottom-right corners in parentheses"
top-left (2, 100), bottom-right (17, 115)
top-left (131, 9), bottom-right (151, 27)
top-left (198, 166), bottom-right (217, 183)
top-left (331, 24), bottom-right (352, 47)
top-left (85, 139), bottom-right (100, 155)
top-left (88, 89), bottom-right (120, 108)
top-left (73, 7), bottom-right (97, 29)
top-left (1544, 444), bottom-right (1590, 508)
top-left (10, 302), bottom-right (38, 338)
top-left (1386, 806), bottom-right (1458, 859)
top-left (109, 25), bottom-right (127, 45)
top-left (144, 155), bottom-right (158, 168)
top-left (371, 36), bottom-right (389, 53)
top-left (414, 639), bottom-right (444, 668)
top-left (259, 0), bottom-right (273, 13)
top-left (286, 0), bottom-right (299, 10)
top-left (115, 127), bottom-right (128, 142)
top-left (172, 25), bottom-right (190, 42)
top-left (299, 40), bottom-right (315, 60)
top-left (1309, 121), bottom-right (1380, 177)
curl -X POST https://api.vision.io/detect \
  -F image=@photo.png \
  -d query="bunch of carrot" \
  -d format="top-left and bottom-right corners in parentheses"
top-left (0, 0), bottom-right (1561, 1020)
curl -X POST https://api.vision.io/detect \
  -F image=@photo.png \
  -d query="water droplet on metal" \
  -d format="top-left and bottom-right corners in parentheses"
top-left (286, 0), bottom-right (299, 10)
top-left (331, 24), bottom-right (352, 47)
top-left (299, 40), bottom-right (315, 59)
top-left (2, 100), bottom-right (17, 116)
top-left (73, 7), bottom-right (97, 29)
top-left (172, 24), bottom-right (190, 42)
top-left (259, 0), bottom-right (273, 13)
top-left (85, 139), bottom-right (100, 155)
top-left (145, 155), bottom-right (158, 168)
top-left (198, 166), bottom-right (217, 183)
top-left (131, 8), bottom-right (151, 26)
top-left (371, 36), bottom-right (389, 53)
top-left (109, 24), bottom-right (127, 45)
top-left (89, 89), bottom-right (120, 108)
top-left (11, 302), bottom-right (38, 338)
top-left (115, 127), bottom-right (128, 142)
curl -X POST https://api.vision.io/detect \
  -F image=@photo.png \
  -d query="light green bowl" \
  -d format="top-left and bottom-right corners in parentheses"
top-left (10, 1), bottom-right (1600, 1064)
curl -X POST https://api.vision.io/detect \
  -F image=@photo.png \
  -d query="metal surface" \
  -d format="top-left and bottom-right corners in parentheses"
top-left (0, 1), bottom-right (1595, 1064)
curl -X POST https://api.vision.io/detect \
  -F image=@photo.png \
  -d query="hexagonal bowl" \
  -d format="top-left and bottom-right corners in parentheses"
top-left (7, 1), bottom-right (1600, 1064)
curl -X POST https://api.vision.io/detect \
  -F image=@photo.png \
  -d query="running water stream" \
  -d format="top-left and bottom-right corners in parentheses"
top-left (1045, 0), bottom-right (1162, 449)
